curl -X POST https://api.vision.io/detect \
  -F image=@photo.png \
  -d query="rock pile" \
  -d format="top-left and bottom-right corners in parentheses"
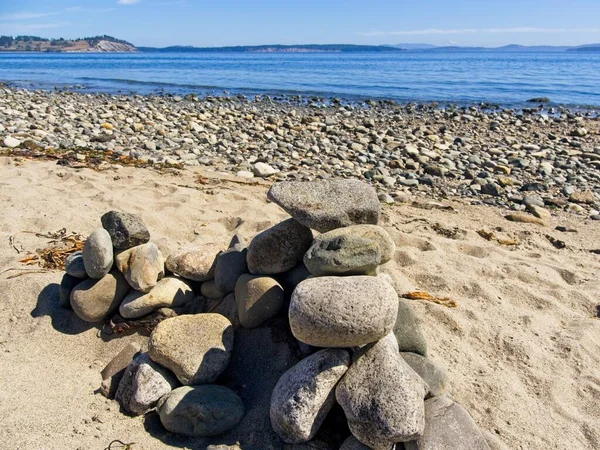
top-left (58, 179), bottom-right (490, 448)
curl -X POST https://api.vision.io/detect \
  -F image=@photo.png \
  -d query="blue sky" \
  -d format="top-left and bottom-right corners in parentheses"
top-left (1, 0), bottom-right (600, 47)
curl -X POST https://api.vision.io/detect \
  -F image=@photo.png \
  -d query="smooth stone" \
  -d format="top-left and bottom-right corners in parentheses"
top-left (157, 385), bottom-right (244, 437)
top-left (267, 180), bottom-right (381, 233)
top-left (289, 276), bottom-right (398, 347)
top-left (393, 300), bottom-right (428, 356)
top-left (404, 397), bottom-right (490, 450)
top-left (247, 219), bottom-right (313, 275)
top-left (65, 251), bottom-right (88, 279)
top-left (82, 228), bottom-right (114, 279)
top-left (100, 342), bottom-right (142, 399)
top-left (340, 435), bottom-right (393, 450)
top-left (526, 204), bottom-right (551, 221)
top-left (201, 279), bottom-right (226, 299)
top-left (304, 235), bottom-right (381, 277)
top-left (3, 136), bottom-right (21, 148)
top-left (115, 353), bottom-right (178, 416)
top-left (59, 273), bottom-right (83, 307)
top-left (214, 234), bottom-right (248, 293)
top-left (235, 274), bottom-right (285, 328)
top-left (116, 242), bottom-right (165, 293)
top-left (312, 225), bottom-right (396, 263)
top-left (119, 277), bottom-right (194, 319)
top-left (253, 162), bottom-right (279, 177)
top-left (336, 335), bottom-right (427, 448)
top-left (278, 263), bottom-right (311, 294)
top-left (400, 353), bottom-right (448, 398)
top-left (166, 243), bottom-right (223, 282)
top-left (270, 349), bottom-right (350, 444)
top-left (205, 292), bottom-right (240, 327)
top-left (70, 271), bottom-right (130, 323)
top-left (504, 213), bottom-right (547, 226)
top-left (148, 313), bottom-right (234, 385)
top-left (101, 210), bottom-right (150, 250)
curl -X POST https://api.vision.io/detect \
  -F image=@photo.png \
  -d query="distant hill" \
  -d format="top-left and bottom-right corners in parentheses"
top-left (391, 43), bottom-right (437, 50)
top-left (138, 44), bottom-right (406, 53)
top-left (393, 43), bottom-right (597, 52)
top-left (568, 44), bottom-right (600, 52)
top-left (0, 35), bottom-right (137, 52)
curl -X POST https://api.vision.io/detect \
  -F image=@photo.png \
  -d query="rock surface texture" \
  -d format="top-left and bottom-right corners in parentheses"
top-left (82, 228), bottom-right (114, 279)
top-left (70, 271), bottom-right (130, 322)
top-left (115, 242), bottom-right (164, 292)
top-left (165, 243), bottom-right (223, 282)
top-left (119, 277), bottom-right (194, 319)
top-left (101, 210), bottom-right (150, 250)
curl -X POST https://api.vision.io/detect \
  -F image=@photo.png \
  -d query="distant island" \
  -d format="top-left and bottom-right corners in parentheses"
top-left (1, 35), bottom-right (599, 53)
top-left (0, 35), bottom-right (137, 53)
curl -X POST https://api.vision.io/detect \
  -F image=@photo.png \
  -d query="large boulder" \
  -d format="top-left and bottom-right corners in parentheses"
top-left (400, 353), bottom-right (448, 398)
top-left (304, 234), bottom-right (381, 276)
top-left (270, 349), bottom-right (350, 443)
top-left (289, 276), bottom-right (398, 347)
top-left (115, 353), bottom-right (178, 416)
top-left (148, 314), bottom-right (234, 385)
top-left (404, 397), bottom-right (490, 450)
top-left (70, 271), bottom-right (130, 322)
top-left (214, 235), bottom-right (248, 293)
top-left (119, 277), bottom-right (194, 319)
top-left (165, 243), bottom-right (223, 282)
top-left (101, 210), bottom-right (150, 250)
top-left (311, 225), bottom-right (395, 263)
top-left (157, 385), bottom-right (245, 437)
top-left (82, 228), bottom-right (114, 279)
top-left (336, 335), bottom-right (427, 449)
top-left (235, 274), bottom-right (285, 328)
top-left (247, 219), bottom-right (313, 275)
top-left (116, 242), bottom-right (165, 293)
top-left (267, 180), bottom-right (380, 233)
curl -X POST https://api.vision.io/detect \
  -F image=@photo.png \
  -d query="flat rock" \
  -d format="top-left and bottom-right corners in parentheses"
top-left (254, 162), bottom-right (279, 177)
top-left (119, 277), bottom-right (194, 319)
top-left (336, 335), bottom-right (427, 448)
top-left (270, 349), bottom-right (350, 443)
top-left (165, 243), bottom-right (223, 282)
top-left (115, 353), bottom-right (178, 416)
top-left (267, 180), bottom-right (381, 233)
top-left (404, 397), bottom-right (490, 450)
top-left (3, 136), bottom-right (21, 148)
top-left (157, 385), bottom-right (244, 437)
top-left (83, 228), bottom-right (114, 279)
top-left (101, 210), bottom-right (150, 250)
top-left (304, 235), bottom-right (381, 276)
top-left (116, 242), bottom-right (165, 292)
top-left (289, 276), bottom-right (398, 347)
top-left (312, 225), bottom-right (396, 263)
top-left (400, 353), bottom-right (448, 398)
top-left (235, 274), bottom-right (285, 328)
top-left (65, 251), bottom-right (88, 279)
top-left (504, 213), bottom-right (547, 226)
top-left (214, 235), bottom-right (248, 293)
top-left (70, 271), bottom-right (130, 323)
top-left (247, 219), bottom-right (313, 275)
top-left (393, 300), bottom-right (428, 356)
top-left (149, 313), bottom-right (234, 385)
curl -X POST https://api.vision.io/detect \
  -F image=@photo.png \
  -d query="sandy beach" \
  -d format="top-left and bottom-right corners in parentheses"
top-left (0, 154), bottom-right (598, 449)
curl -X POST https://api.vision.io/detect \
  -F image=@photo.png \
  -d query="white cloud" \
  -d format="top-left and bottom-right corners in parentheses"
top-left (118, 0), bottom-right (141, 4)
top-left (360, 27), bottom-right (600, 36)
top-left (0, 12), bottom-right (59, 21)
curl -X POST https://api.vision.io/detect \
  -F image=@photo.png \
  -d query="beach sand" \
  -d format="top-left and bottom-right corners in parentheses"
top-left (0, 157), bottom-right (599, 450)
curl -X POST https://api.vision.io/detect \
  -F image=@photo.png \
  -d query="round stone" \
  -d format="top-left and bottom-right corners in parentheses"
top-left (148, 314), bottom-right (234, 385)
top-left (289, 276), bottom-right (398, 347)
top-left (165, 243), bottom-right (223, 282)
top-left (401, 353), bottom-right (448, 398)
top-left (116, 242), bottom-right (165, 293)
top-left (70, 271), bottom-right (130, 323)
top-left (235, 274), bottom-right (285, 328)
top-left (82, 228), bottom-right (114, 279)
top-left (119, 277), bottom-right (194, 319)
top-left (311, 224), bottom-right (396, 263)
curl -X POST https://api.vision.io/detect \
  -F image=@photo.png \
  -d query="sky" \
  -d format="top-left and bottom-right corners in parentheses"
top-left (1, 0), bottom-right (600, 48)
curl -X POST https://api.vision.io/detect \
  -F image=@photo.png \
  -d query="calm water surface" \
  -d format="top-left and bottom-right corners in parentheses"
top-left (1, 51), bottom-right (599, 108)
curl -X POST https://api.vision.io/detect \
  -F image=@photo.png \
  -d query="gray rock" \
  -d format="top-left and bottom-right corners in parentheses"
top-left (254, 162), bottom-right (279, 177)
top-left (278, 263), bottom-right (311, 294)
top-left (82, 228), bottom-right (114, 279)
top-left (270, 349), bottom-right (350, 443)
top-left (247, 219), bottom-right (313, 275)
top-left (101, 210), bottom-right (150, 250)
top-left (312, 225), bottom-right (396, 263)
top-left (340, 435), bottom-right (393, 450)
top-left (165, 243), bottom-right (223, 282)
top-left (204, 292), bottom-right (240, 327)
top-left (100, 342), bottom-right (142, 399)
top-left (289, 276), bottom-right (398, 347)
top-left (116, 242), bottom-right (165, 292)
top-left (148, 313), bottom-right (234, 385)
top-left (393, 300), bottom-right (428, 356)
top-left (157, 385), bottom-right (244, 437)
top-left (70, 271), bottom-right (130, 323)
top-left (119, 277), bottom-right (194, 319)
top-left (115, 353), bottom-right (178, 416)
top-left (235, 274), bottom-right (285, 328)
top-left (214, 235), bottom-right (248, 293)
top-left (400, 353), bottom-right (448, 398)
top-left (404, 397), bottom-right (490, 450)
top-left (65, 251), bottom-right (88, 279)
top-left (59, 273), bottom-right (83, 307)
top-left (267, 180), bottom-right (381, 233)
top-left (3, 136), bottom-right (21, 148)
top-left (200, 279), bottom-right (225, 299)
top-left (336, 336), bottom-right (427, 448)
top-left (304, 235), bottom-right (381, 276)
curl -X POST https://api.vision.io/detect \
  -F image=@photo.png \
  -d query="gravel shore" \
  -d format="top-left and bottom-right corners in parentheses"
top-left (1, 87), bottom-right (599, 217)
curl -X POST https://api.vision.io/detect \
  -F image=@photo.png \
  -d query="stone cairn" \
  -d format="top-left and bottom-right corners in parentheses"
top-left (60, 179), bottom-right (491, 449)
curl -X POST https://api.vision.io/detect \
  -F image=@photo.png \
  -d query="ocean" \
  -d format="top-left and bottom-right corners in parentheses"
top-left (1, 51), bottom-right (600, 108)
